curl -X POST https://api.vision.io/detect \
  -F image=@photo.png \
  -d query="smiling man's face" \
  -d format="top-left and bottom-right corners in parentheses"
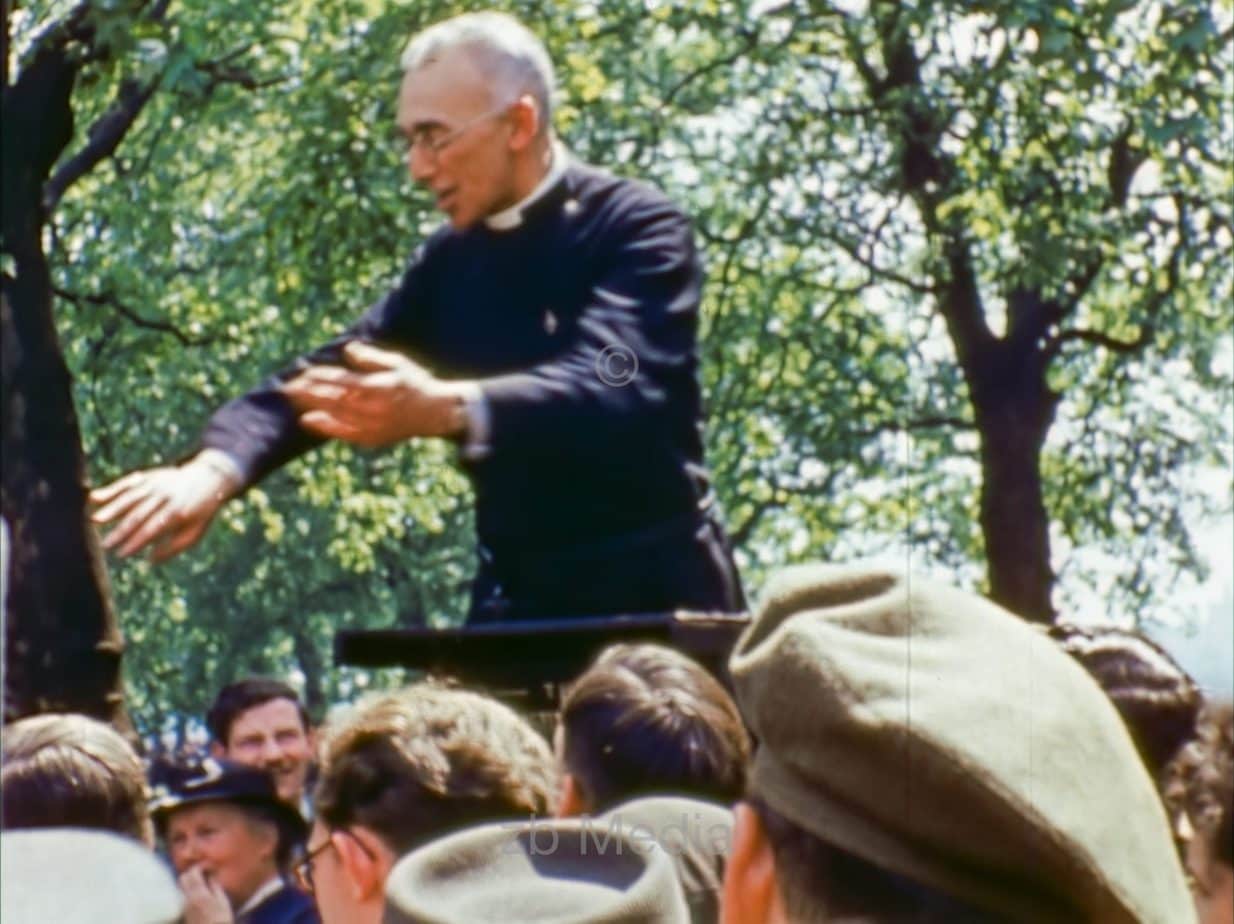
top-left (220, 697), bottom-right (313, 807)
top-left (396, 48), bottom-right (521, 230)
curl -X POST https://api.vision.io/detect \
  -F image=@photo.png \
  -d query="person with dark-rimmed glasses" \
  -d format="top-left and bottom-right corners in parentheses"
top-left (301, 682), bottom-right (557, 924)
top-left (292, 827), bottom-right (372, 898)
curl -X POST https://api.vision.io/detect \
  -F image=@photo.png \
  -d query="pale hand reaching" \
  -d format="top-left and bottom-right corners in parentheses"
top-left (89, 451), bottom-right (239, 562)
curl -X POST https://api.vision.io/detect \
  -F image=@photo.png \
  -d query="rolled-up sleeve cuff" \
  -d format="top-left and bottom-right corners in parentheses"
top-left (195, 447), bottom-right (247, 491)
top-left (459, 384), bottom-right (492, 461)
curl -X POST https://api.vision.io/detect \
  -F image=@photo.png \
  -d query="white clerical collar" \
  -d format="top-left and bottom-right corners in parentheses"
top-left (237, 875), bottom-right (284, 916)
top-left (484, 141), bottom-right (569, 231)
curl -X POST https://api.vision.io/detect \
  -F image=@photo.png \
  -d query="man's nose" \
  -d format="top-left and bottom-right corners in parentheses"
top-left (408, 144), bottom-right (435, 183)
top-left (259, 737), bottom-right (286, 763)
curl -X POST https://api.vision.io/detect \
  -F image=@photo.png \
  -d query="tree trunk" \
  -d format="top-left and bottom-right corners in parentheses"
top-left (1, 279), bottom-right (131, 729)
top-left (1, 41), bottom-right (131, 731)
top-left (969, 342), bottom-right (1059, 623)
top-left (869, 11), bottom-right (1067, 624)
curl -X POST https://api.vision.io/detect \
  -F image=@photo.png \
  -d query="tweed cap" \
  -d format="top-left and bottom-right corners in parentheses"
top-left (384, 817), bottom-right (690, 923)
top-left (0, 828), bottom-right (183, 924)
top-left (729, 562), bottom-right (1195, 924)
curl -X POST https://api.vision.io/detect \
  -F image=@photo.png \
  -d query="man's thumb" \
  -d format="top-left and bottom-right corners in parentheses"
top-left (343, 339), bottom-right (405, 372)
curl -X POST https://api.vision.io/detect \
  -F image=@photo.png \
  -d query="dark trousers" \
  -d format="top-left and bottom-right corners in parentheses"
top-left (467, 510), bottom-right (745, 623)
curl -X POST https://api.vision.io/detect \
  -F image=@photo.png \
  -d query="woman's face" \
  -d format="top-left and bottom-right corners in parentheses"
top-left (1186, 823), bottom-right (1234, 924)
top-left (166, 801), bottom-right (279, 906)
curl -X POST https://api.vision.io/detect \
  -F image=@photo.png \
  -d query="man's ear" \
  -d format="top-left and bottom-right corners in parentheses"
top-left (721, 802), bottom-right (782, 924)
top-left (208, 741), bottom-right (226, 759)
top-left (506, 94), bottom-right (541, 152)
top-left (556, 773), bottom-right (588, 819)
top-left (334, 828), bottom-right (389, 902)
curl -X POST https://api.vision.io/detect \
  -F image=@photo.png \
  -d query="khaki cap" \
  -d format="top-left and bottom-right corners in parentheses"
top-left (384, 816), bottom-right (690, 923)
top-left (729, 563), bottom-right (1195, 923)
top-left (0, 827), bottom-right (184, 924)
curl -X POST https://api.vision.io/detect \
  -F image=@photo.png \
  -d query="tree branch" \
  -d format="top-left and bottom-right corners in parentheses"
top-left (1061, 255), bottom-right (1105, 318)
top-left (1107, 121), bottom-right (1146, 210)
top-left (935, 239), bottom-right (995, 364)
top-left (845, 6), bottom-right (989, 362)
top-left (43, 75), bottom-right (160, 213)
top-left (196, 58), bottom-right (289, 94)
top-left (852, 415), bottom-right (976, 439)
top-left (52, 285), bottom-right (225, 346)
top-left (660, 26), bottom-right (763, 110)
top-left (839, 13), bottom-right (882, 93)
top-left (18, 0), bottom-right (93, 73)
top-left (813, 223), bottom-right (938, 295)
top-left (1046, 327), bottom-right (1153, 356)
top-left (1043, 230), bottom-right (1183, 364)
top-left (729, 495), bottom-right (781, 549)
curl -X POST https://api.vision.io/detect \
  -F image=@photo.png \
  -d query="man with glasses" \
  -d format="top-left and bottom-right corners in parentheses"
top-left (91, 11), bottom-right (745, 624)
top-left (292, 683), bottom-right (557, 924)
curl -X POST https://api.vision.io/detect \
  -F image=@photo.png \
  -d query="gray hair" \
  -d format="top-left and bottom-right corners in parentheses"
top-left (400, 12), bottom-right (555, 132)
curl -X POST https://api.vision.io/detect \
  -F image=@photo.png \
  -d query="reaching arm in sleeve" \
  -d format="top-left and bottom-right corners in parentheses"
top-left (198, 244), bottom-right (436, 489)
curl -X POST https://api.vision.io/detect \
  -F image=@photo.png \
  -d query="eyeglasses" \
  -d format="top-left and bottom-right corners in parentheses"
top-left (293, 828), bottom-right (376, 896)
top-left (293, 837), bottom-right (335, 896)
top-left (404, 103), bottom-right (511, 160)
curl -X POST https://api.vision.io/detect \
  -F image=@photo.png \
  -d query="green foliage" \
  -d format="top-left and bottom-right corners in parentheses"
top-left (27, 0), bottom-right (1232, 735)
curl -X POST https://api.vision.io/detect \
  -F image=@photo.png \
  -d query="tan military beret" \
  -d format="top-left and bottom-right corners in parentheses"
top-left (600, 795), bottom-right (733, 924)
top-left (1, 827), bottom-right (184, 924)
top-left (729, 562), bottom-right (1195, 924)
top-left (384, 816), bottom-right (690, 923)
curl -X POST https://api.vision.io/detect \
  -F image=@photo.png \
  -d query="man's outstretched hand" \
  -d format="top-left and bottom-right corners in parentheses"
top-left (91, 343), bottom-right (467, 562)
top-left (282, 341), bottom-right (468, 447)
top-left (89, 453), bottom-right (238, 561)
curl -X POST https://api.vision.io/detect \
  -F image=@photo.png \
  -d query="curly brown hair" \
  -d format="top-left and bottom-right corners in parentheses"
top-left (1167, 701), bottom-right (1233, 868)
top-left (313, 683), bottom-right (557, 856)
top-left (1048, 622), bottom-right (1202, 780)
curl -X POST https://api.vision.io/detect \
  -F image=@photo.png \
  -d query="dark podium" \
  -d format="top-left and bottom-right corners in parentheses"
top-left (335, 612), bottom-right (749, 707)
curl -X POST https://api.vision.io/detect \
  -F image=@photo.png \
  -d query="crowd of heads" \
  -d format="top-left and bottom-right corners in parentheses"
top-left (4, 560), bottom-right (1231, 924)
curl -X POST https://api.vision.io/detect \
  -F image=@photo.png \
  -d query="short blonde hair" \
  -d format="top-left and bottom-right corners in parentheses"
top-left (2, 713), bottom-right (152, 845)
